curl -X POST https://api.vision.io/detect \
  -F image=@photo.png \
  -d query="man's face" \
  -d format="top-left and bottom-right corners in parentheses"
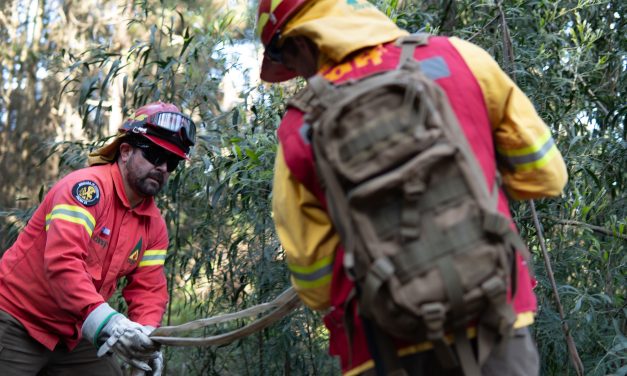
top-left (124, 144), bottom-right (179, 197)
top-left (277, 36), bottom-right (319, 79)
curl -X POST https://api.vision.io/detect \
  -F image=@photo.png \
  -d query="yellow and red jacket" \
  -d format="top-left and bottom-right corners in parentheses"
top-left (272, 36), bottom-right (567, 375)
top-left (0, 162), bottom-right (169, 351)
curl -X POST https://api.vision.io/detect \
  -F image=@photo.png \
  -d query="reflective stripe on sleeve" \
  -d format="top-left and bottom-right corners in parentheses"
top-left (497, 130), bottom-right (559, 172)
top-left (138, 249), bottom-right (167, 267)
top-left (287, 254), bottom-right (334, 289)
top-left (45, 204), bottom-right (96, 236)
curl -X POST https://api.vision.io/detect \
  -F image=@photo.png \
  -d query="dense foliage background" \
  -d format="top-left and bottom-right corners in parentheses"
top-left (0, 0), bottom-right (624, 375)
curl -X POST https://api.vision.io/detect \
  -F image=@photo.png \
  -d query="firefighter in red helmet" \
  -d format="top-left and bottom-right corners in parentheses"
top-left (0, 102), bottom-right (196, 375)
top-left (257, 1), bottom-right (567, 375)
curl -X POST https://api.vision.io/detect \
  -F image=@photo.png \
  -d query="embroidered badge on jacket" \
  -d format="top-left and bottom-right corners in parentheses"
top-left (128, 238), bottom-right (143, 265)
top-left (72, 180), bottom-right (101, 207)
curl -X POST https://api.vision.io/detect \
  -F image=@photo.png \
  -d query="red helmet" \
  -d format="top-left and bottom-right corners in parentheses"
top-left (257, 0), bottom-right (309, 82)
top-left (120, 102), bottom-right (196, 159)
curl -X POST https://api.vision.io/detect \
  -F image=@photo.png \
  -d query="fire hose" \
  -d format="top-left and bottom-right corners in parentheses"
top-left (149, 287), bottom-right (302, 346)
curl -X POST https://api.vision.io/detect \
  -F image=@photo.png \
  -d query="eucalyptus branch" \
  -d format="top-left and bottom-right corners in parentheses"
top-left (530, 202), bottom-right (585, 376)
top-left (439, 0), bottom-right (457, 33)
top-left (496, 1), bottom-right (515, 78)
top-left (578, 76), bottom-right (610, 116)
top-left (547, 217), bottom-right (627, 240)
top-left (467, 15), bottom-right (500, 42)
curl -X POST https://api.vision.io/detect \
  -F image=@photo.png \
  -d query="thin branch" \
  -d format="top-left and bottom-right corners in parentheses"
top-left (578, 76), bottom-right (610, 116)
top-left (531, 202), bottom-right (585, 376)
top-left (547, 217), bottom-right (627, 240)
top-left (496, 1), bottom-right (585, 374)
top-left (439, 0), bottom-right (457, 33)
top-left (496, 1), bottom-right (515, 78)
top-left (468, 15), bottom-right (500, 42)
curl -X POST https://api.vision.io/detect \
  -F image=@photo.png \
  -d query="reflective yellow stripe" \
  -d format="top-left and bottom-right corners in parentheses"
top-left (138, 249), bottom-right (166, 267)
top-left (138, 260), bottom-right (165, 267)
top-left (46, 213), bottom-right (94, 236)
top-left (45, 204), bottom-right (96, 237)
top-left (51, 204), bottom-right (96, 225)
top-left (496, 129), bottom-right (552, 157)
top-left (288, 254), bottom-right (334, 289)
top-left (496, 128), bottom-right (560, 172)
top-left (291, 273), bottom-right (332, 289)
top-left (143, 250), bottom-right (167, 256)
top-left (287, 254), bottom-right (334, 274)
top-left (513, 144), bottom-right (559, 172)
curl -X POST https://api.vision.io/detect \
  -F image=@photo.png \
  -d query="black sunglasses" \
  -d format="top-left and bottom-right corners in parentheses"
top-left (266, 33), bottom-right (283, 63)
top-left (134, 143), bottom-right (181, 172)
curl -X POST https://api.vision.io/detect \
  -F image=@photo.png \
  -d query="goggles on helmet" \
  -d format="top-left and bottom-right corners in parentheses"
top-left (125, 111), bottom-right (196, 148)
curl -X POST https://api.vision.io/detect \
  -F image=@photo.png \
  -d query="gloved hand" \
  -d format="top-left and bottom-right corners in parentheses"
top-left (96, 317), bottom-right (160, 370)
top-left (128, 326), bottom-right (163, 376)
top-left (82, 303), bottom-right (160, 372)
top-left (130, 350), bottom-right (163, 376)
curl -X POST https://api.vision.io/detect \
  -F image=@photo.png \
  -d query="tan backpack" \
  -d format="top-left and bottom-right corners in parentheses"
top-left (288, 34), bottom-right (529, 376)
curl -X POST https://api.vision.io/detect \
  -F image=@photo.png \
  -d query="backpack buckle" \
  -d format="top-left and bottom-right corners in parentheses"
top-left (422, 302), bottom-right (446, 340)
top-left (481, 276), bottom-right (506, 301)
top-left (395, 33), bottom-right (430, 47)
top-left (371, 257), bottom-right (395, 281)
top-left (482, 212), bottom-right (510, 236)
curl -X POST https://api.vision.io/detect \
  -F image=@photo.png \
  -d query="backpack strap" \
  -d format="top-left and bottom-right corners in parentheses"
top-left (311, 120), bottom-right (359, 274)
top-left (454, 332), bottom-right (482, 376)
top-left (307, 74), bottom-right (342, 109)
top-left (362, 317), bottom-right (409, 376)
top-left (395, 33), bottom-right (430, 69)
top-left (287, 86), bottom-right (319, 114)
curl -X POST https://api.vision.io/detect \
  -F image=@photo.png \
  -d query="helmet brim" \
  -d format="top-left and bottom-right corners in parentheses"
top-left (260, 53), bottom-right (298, 83)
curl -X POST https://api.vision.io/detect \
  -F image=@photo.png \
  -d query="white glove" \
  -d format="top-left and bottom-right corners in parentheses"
top-left (130, 350), bottom-right (163, 376)
top-left (82, 303), bottom-right (160, 372)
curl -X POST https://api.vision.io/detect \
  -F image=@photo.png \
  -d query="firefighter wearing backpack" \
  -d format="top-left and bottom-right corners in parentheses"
top-left (258, 0), bottom-right (567, 375)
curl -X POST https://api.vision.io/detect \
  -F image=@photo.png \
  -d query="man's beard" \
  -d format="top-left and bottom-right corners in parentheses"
top-left (133, 170), bottom-right (165, 197)
top-left (126, 158), bottom-right (165, 197)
